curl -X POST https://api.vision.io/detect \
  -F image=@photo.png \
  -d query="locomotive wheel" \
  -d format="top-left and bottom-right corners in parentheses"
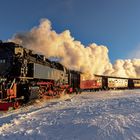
top-left (13, 101), bottom-right (20, 109)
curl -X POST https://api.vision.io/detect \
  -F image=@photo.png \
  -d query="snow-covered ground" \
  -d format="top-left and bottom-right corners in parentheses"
top-left (0, 90), bottom-right (140, 140)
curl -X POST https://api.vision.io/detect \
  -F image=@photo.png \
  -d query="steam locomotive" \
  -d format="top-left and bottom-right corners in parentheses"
top-left (0, 41), bottom-right (140, 110)
top-left (0, 41), bottom-right (81, 110)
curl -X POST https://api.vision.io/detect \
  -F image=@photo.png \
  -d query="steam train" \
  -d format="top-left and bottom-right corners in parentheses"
top-left (0, 41), bottom-right (140, 110)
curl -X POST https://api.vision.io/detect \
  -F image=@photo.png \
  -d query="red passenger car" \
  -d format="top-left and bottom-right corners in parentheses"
top-left (80, 74), bottom-right (102, 90)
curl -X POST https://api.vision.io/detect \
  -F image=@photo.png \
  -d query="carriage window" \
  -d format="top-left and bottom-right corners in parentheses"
top-left (0, 59), bottom-right (5, 63)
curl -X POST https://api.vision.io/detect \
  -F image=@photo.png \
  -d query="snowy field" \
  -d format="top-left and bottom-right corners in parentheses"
top-left (0, 90), bottom-right (140, 140)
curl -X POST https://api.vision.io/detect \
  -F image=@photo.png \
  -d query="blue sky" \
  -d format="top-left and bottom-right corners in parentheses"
top-left (0, 0), bottom-right (140, 63)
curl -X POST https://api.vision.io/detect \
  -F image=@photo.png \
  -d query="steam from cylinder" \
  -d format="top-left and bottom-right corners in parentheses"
top-left (11, 19), bottom-right (140, 78)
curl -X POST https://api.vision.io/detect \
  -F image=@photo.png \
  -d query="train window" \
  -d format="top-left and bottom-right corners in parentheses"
top-left (0, 59), bottom-right (5, 63)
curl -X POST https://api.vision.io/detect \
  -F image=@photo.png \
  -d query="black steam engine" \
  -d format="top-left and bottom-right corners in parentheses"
top-left (0, 41), bottom-right (80, 110)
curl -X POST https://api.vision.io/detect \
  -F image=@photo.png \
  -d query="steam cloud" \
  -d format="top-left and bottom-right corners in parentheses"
top-left (11, 19), bottom-right (140, 78)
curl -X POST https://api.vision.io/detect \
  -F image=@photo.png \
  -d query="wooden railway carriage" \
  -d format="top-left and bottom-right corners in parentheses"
top-left (80, 74), bottom-right (102, 90)
top-left (107, 77), bottom-right (128, 89)
top-left (128, 79), bottom-right (140, 89)
top-left (95, 75), bottom-right (128, 90)
top-left (133, 79), bottom-right (140, 88)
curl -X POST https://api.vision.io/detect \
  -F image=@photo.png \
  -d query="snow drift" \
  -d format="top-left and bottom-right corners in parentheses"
top-left (1, 90), bottom-right (140, 140)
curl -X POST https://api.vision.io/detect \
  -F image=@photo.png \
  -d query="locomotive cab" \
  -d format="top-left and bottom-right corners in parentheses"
top-left (0, 47), bottom-right (13, 76)
top-left (0, 42), bottom-right (24, 110)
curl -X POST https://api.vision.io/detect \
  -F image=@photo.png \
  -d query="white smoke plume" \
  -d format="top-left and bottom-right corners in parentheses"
top-left (11, 19), bottom-right (140, 78)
